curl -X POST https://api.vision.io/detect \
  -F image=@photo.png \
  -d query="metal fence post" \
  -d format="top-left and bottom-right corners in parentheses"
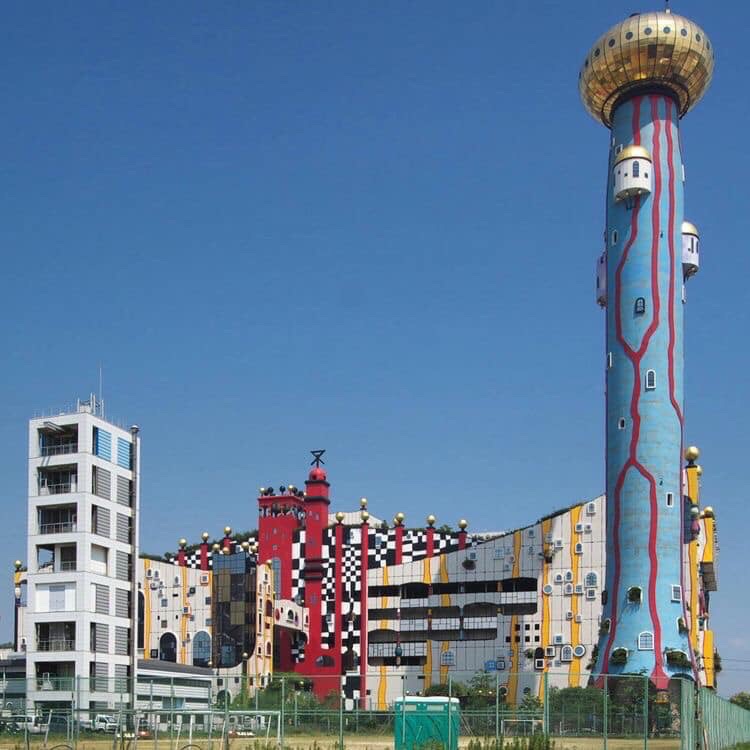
top-left (280, 677), bottom-right (285, 750)
top-left (603, 675), bottom-right (608, 750)
top-left (448, 675), bottom-right (452, 750)
top-left (495, 670), bottom-right (500, 741)
top-left (339, 685), bottom-right (345, 750)
top-left (643, 676), bottom-right (648, 750)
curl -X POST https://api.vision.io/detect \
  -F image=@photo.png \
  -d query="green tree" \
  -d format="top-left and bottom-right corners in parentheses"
top-left (730, 692), bottom-right (750, 711)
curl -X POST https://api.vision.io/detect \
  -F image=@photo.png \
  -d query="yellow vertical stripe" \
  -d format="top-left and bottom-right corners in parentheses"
top-left (538, 519), bottom-right (552, 701)
top-left (506, 530), bottom-right (522, 704)
top-left (686, 467), bottom-right (700, 655)
top-left (569, 506), bottom-right (582, 687)
top-left (377, 567), bottom-right (390, 710)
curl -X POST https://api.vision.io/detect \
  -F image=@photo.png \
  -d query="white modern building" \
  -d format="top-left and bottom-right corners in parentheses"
top-left (24, 396), bottom-right (140, 714)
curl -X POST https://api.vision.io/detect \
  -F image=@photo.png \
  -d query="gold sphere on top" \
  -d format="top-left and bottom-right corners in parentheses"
top-left (335, 511), bottom-right (345, 524)
top-left (201, 532), bottom-right (209, 542)
top-left (685, 446), bottom-right (700, 462)
top-left (178, 538), bottom-right (187, 548)
top-left (458, 519), bottom-right (468, 531)
top-left (395, 512), bottom-right (405, 525)
top-left (360, 497), bottom-right (368, 508)
top-left (426, 514), bottom-right (436, 527)
top-left (695, 465), bottom-right (703, 477)
top-left (579, 11), bottom-right (714, 127)
top-left (241, 540), bottom-right (250, 550)
top-left (702, 506), bottom-right (714, 518)
top-left (211, 543), bottom-right (221, 552)
top-left (360, 510), bottom-right (370, 522)
top-left (14, 560), bottom-right (22, 570)
top-left (224, 526), bottom-right (232, 535)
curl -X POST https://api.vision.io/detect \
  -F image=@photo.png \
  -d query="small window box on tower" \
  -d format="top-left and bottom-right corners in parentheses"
top-left (613, 145), bottom-right (652, 202)
top-left (682, 221), bottom-right (700, 279)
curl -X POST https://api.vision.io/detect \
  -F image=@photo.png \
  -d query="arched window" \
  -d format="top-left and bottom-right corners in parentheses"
top-left (585, 572), bottom-right (598, 588)
top-left (159, 632), bottom-right (177, 663)
top-left (265, 599), bottom-right (273, 617)
top-left (193, 631), bottom-right (211, 667)
top-left (645, 370), bottom-right (656, 390)
top-left (634, 297), bottom-right (646, 315)
top-left (564, 570), bottom-right (573, 582)
top-left (266, 641), bottom-right (271, 656)
top-left (638, 631), bottom-right (654, 651)
top-left (561, 645), bottom-right (573, 662)
top-left (632, 161), bottom-right (640, 177)
top-left (574, 542), bottom-right (583, 555)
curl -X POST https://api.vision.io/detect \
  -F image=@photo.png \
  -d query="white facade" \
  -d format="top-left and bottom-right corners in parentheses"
top-left (24, 398), bottom-right (140, 712)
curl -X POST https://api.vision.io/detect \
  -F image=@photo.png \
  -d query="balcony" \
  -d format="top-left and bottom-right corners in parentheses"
top-left (39, 482), bottom-right (77, 496)
top-left (37, 639), bottom-right (75, 652)
top-left (36, 676), bottom-right (75, 691)
top-left (40, 442), bottom-right (78, 457)
top-left (39, 521), bottom-right (77, 534)
top-left (37, 466), bottom-right (78, 497)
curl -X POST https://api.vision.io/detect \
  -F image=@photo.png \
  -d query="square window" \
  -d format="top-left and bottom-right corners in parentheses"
top-left (525, 624), bottom-right (530, 630)
top-left (205, 596), bottom-right (211, 605)
top-left (515, 624), bottom-right (521, 631)
top-left (534, 636), bottom-right (540, 642)
top-left (160, 620), bottom-right (167, 628)
top-left (671, 585), bottom-right (682, 603)
top-left (515, 636), bottom-right (520, 643)
top-left (525, 636), bottom-right (530, 643)
top-left (505, 636), bottom-right (511, 643)
top-left (535, 624), bottom-right (540, 630)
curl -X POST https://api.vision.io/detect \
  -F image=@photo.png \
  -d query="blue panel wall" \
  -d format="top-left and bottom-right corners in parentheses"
top-left (117, 438), bottom-right (132, 469)
top-left (93, 427), bottom-right (112, 461)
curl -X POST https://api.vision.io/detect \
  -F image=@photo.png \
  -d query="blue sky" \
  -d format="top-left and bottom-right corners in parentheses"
top-left (1, 1), bottom-right (748, 696)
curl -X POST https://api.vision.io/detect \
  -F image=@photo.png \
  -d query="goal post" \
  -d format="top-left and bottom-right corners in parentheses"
top-left (500, 718), bottom-right (544, 737)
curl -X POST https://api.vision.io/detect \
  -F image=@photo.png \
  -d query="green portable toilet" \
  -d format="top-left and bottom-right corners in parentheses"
top-left (394, 696), bottom-right (460, 750)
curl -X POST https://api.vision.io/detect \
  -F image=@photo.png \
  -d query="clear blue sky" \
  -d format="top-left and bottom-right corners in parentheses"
top-left (1, 1), bottom-right (748, 696)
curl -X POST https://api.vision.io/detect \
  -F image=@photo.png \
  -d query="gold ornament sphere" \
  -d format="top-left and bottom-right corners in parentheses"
top-left (360, 497), bottom-right (368, 508)
top-left (178, 538), bottom-right (187, 547)
top-left (579, 11), bottom-right (714, 127)
top-left (222, 547), bottom-right (230, 555)
top-left (201, 531), bottom-right (209, 542)
top-left (211, 543), bottom-right (221, 552)
top-left (335, 511), bottom-right (345, 524)
top-left (458, 519), bottom-right (468, 531)
top-left (426, 514), bottom-right (436, 527)
top-left (360, 510), bottom-right (370, 522)
top-left (251, 543), bottom-right (258, 553)
top-left (14, 560), bottom-right (22, 570)
top-left (224, 526), bottom-right (232, 535)
top-left (395, 512), bottom-right (405, 525)
top-left (685, 446), bottom-right (700, 462)
top-left (695, 465), bottom-right (703, 476)
top-left (241, 540), bottom-right (250, 550)
top-left (703, 506), bottom-right (714, 518)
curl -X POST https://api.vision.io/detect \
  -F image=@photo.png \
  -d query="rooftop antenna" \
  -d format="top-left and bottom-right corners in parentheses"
top-left (98, 363), bottom-right (105, 418)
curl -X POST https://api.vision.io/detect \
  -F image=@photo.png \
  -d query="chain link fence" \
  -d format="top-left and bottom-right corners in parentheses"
top-left (1, 672), bottom-right (749, 749)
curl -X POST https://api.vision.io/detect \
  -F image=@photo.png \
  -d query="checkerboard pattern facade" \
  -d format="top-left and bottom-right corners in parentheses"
top-left (291, 530), bottom-right (306, 603)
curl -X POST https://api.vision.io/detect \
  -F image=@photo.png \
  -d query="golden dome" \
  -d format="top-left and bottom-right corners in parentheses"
top-left (178, 538), bottom-right (187, 547)
top-left (613, 145), bottom-right (651, 166)
top-left (14, 560), bottom-right (22, 570)
top-left (458, 519), bottom-right (468, 531)
top-left (335, 511), bottom-right (345, 523)
top-left (685, 446), bottom-right (700, 462)
top-left (360, 510), bottom-right (370, 522)
top-left (360, 497), bottom-right (368, 508)
top-left (579, 11), bottom-right (714, 127)
top-left (201, 531), bottom-right (209, 541)
top-left (682, 221), bottom-right (699, 237)
top-left (395, 512), bottom-right (405, 525)
top-left (224, 526), bottom-right (232, 535)
top-left (426, 514), bottom-right (436, 527)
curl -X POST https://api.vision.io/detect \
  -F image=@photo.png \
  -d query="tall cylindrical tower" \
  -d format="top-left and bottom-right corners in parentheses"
top-left (580, 10), bottom-right (713, 688)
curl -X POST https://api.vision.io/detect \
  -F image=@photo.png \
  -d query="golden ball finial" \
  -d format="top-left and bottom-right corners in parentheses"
top-left (695, 465), bottom-right (703, 477)
top-left (201, 532), bottom-right (209, 542)
top-left (426, 514), bottom-right (436, 527)
top-left (685, 446), bottom-right (700, 463)
top-left (458, 519), bottom-right (468, 531)
top-left (211, 543), bottom-right (221, 552)
top-left (178, 538), bottom-right (187, 548)
top-left (360, 497), bottom-right (368, 509)
top-left (241, 540), bottom-right (250, 550)
top-left (222, 546), bottom-right (230, 555)
top-left (14, 560), bottom-right (22, 570)
top-left (703, 506), bottom-right (714, 518)
top-left (360, 510), bottom-right (370, 522)
top-left (395, 512), bottom-right (405, 525)
top-left (579, 11), bottom-right (714, 127)
top-left (335, 511), bottom-right (345, 524)
top-left (251, 543), bottom-right (258, 554)
top-left (224, 526), bottom-right (232, 536)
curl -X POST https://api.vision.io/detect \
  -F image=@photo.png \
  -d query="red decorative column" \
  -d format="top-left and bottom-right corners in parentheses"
top-left (359, 509), bottom-right (369, 708)
top-left (426, 515), bottom-right (436, 558)
top-left (394, 512), bottom-right (405, 565)
top-left (200, 532), bottom-right (209, 571)
top-left (458, 519), bottom-right (468, 550)
top-left (177, 539), bottom-right (187, 567)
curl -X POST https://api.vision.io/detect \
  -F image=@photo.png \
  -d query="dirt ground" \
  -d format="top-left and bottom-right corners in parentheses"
top-left (0, 734), bottom-right (681, 750)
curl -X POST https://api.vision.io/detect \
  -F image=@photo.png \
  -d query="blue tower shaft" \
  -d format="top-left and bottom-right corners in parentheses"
top-left (597, 93), bottom-right (693, 688)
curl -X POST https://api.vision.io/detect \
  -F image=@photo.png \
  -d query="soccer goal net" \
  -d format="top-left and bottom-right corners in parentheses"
top-left (500, 718), bottom-right (544, 737)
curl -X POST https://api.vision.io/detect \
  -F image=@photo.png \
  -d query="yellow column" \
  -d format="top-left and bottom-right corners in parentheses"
top-left (568, 507), bottom-right (582, 687)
